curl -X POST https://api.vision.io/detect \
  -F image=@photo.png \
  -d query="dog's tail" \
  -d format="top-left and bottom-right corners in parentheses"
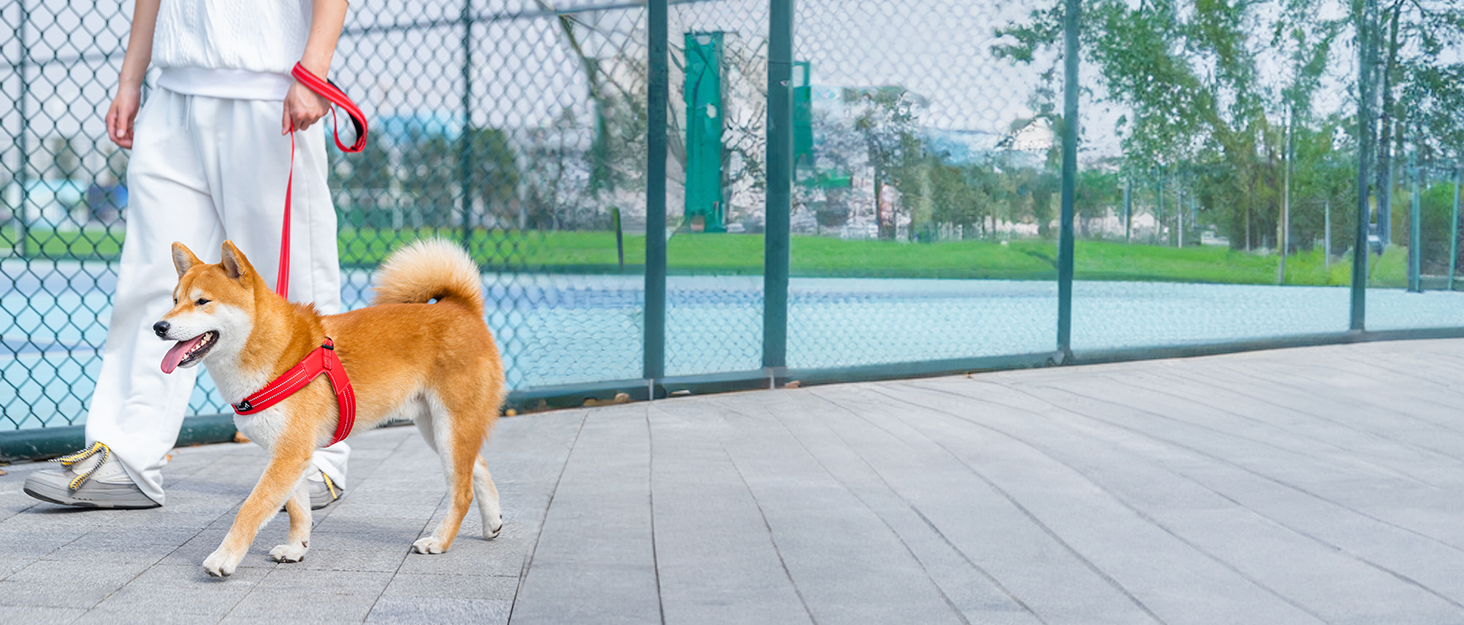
top-left (372, 239), bottom-right (485, 318)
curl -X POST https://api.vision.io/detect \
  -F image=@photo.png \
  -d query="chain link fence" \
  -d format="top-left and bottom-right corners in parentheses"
top-left (5, 0), bottom-right (1464, 438)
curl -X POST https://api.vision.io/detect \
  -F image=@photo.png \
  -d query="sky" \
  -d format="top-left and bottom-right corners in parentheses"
top-left (0, 0), bottom-right (1379, 178)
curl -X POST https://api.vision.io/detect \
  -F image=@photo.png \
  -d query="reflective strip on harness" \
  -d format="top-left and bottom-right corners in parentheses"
top-left (232, 338), bottom-right (357, 447)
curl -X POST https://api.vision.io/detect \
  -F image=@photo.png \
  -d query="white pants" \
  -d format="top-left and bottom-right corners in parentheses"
top-left (84, 88), bottom-right (349, 505)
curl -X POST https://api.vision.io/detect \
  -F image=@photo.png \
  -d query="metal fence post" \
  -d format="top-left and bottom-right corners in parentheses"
top-left (15, 0), bottom-right (31, 258)
top-left (1123, 176), bottom-right (1131, 243)
top-left (645, 0), bottom-right (668, 384)
top-left (1351, 0), bottom-right (1376, 331)
top-left (763, 0), bottom-right (794, 375)
top-left (457, 0), bottom-right (475, 247)
top-left (1450, 162), bottom-right (1460, 291)
top-left (1056, 0), bottom-right (1079, 357)
top-left (1408, 146), bottom-right (1421, 292)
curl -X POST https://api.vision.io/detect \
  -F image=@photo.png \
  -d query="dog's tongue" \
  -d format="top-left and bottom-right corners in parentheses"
top-left (161, 335), bottom-right (205, 374)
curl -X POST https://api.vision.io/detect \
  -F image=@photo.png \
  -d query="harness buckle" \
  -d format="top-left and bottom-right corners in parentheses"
top-left (234, 399), bottom-right (252, 412)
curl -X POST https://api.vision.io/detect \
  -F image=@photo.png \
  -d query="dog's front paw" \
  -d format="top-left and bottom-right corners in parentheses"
top-left (412, 536), bottom-right (449, 555)
top-left (202, 548), bottom-right (239, 577)
top-left (484, 518), bottom-right (503, 540)
top-left (269, 542), bottom-right (309, 563)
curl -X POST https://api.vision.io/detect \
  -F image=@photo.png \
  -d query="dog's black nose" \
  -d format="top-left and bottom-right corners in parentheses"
top-left (153, 321), bottom-right (170, 339)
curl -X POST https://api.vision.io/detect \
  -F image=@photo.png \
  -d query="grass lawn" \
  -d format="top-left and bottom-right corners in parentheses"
top-left (1, 228), bottom-right (125, 259)
top-left (4, 226), bottom-right (1412, 288)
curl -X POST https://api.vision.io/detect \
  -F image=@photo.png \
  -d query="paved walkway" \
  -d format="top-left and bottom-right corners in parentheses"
top-left (4, 339), bottom-right (1464, 624)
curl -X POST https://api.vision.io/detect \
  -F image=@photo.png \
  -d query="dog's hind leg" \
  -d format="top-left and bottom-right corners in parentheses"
top-left (412, 395), bottom-right (485, 555)
top-left (269, 480), bottom-right (312, 563)
top-left (473, 455), bottom-right (502, 539)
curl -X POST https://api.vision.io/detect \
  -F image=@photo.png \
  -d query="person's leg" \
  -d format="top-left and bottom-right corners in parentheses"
top-left (198, 97), bottom-right (349, 496)
top-left (47, 90), bottom-right (224, 506)
top-left (293, 121), bottom-right (352, 498)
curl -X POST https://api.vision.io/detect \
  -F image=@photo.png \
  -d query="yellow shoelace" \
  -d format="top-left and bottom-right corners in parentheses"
top-left (53, 441), bottom-right (111, 491)
top-left (321, 472), bottom-right (339, 500)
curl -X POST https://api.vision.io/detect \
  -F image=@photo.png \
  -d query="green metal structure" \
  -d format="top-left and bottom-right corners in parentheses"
top-left (684, 31), bottom-right (725, 233)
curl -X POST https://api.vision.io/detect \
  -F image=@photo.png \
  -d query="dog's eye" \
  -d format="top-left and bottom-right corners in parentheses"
top-left (195, 298), bottom-right (210, 306)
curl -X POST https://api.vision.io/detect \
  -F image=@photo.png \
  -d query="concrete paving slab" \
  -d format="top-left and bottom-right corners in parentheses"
top-left (0, 606), bottom-right (87, 625)
top-left (5, 339), bottom-right (1464, 622)
top-left (365, 597), bottom-right (511, 624)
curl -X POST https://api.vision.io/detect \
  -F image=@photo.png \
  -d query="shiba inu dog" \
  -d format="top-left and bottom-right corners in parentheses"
top-left (157, 239), bottom-right (505, 577)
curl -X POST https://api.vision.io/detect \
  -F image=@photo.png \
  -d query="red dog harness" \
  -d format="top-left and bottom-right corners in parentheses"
top-left (231, 64), bottom-right (368, 447)
top-left (233, 338), bottom-right (357, 446)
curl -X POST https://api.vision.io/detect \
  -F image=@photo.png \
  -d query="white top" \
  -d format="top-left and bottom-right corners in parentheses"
top-left (151, 0), bottom-right (314, 100)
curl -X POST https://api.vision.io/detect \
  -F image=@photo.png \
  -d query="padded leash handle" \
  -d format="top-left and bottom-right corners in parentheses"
top-left (276, 63), bottom-right (369, 298)
top-left (290, 62), bottom-right (369, 153)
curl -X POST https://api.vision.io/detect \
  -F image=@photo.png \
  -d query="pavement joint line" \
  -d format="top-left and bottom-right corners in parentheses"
top-left (862, 383), bottom-right (1172, 625)
top-left (878, 382), bottom-right (1332, 624)
top-left (804, 385), bottom-right (1045, 623)
top-left (762, 391), bottom-right (975, 625)
top-left (320, 427), bottom-right (422, 621)
top-left (972, 380), bottom-right (1464, 610)
top-left (1043, 374), bottom-right (1410, 483)
top-left (716, 420), bottom-right (817, 625)
top-left (1024, 382), bottom-right (1464, 560)
top-left (222, 426), bottom-right (418, 622)
top-left (1207, 363), bottom-right (1463, 429)
top-left (1131, 366), bottom-right (1464, 480)
top-left (3, 515), bottom-right (106, 583)
top-left (10, 339), bottom-right (1464, 622)
top-left (644, 402), bottom-right (667, 625)
top-left (506, 408), bottom-right (585, 625)
top-left (746, 389), bottom-right (967, 610)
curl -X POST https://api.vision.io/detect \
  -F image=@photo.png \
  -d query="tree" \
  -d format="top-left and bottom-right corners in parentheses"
top-left (464, 127), bottom-right (522, 229)
top-left (401, 136), bottom-right (457, 226)
top-left (329, 130), bottom-right (393, 225)
top-left (845, 86), bottom-right (923, 240)
top-left (1371, 0), bottom-right (1464, 245)
top-left (995, 0), bottom-right (1362, 252)
top-left (1076, 169), bottom-right (1121, 238)
top-left (51, 136), bottom-right (81, 180)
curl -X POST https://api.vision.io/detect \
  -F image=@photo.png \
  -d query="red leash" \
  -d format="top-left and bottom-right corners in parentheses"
top-left (235, 64), bottom-right (368, 447)
top-left (275, 63), bottom-right (369, 299)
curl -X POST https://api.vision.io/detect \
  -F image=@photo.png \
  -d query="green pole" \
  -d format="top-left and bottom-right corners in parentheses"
top-left (1450, 162), bottom-right (1460, 291)
top-left (1123, 176), bottom-right (1131, 243)
top-left (457, 0), bottom-right (475, 248)
top-left (644, 0), bottom-right (668, 381)
top-left (1408, 146), bottom-right (1421, 292)
top-left (763, 0), bottom-right (794, 372)
top-left (1325, 198), bottom-right (1331, 270)
top-left (1056, 0), bottom-right (1079, 356)
top-left (1352, 0), bottom-right (1376, 331)
top-left (15, 2), bottom-right (30, 258)
top-left (1156, 170), bottom-right (1163, 245)
top-left (612, 207), bottom-right (625, 270)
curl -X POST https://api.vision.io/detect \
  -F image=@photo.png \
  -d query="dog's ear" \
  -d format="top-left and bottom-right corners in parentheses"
top-left (220, 240), bottom-right (256, 281)
top-left (171, 242), bottom-right (201, 278)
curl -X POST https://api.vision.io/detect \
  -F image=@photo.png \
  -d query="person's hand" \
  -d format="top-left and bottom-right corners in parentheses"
top-left (282, 78), bottom-right (331, 134)
top-left (106, 87), bottom-right (142, 149)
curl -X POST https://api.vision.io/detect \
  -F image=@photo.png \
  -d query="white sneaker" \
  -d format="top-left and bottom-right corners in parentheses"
top-left (306, 470), bottom-right (344, 510)
top-left (23, 442), bottom-right (160, 509)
